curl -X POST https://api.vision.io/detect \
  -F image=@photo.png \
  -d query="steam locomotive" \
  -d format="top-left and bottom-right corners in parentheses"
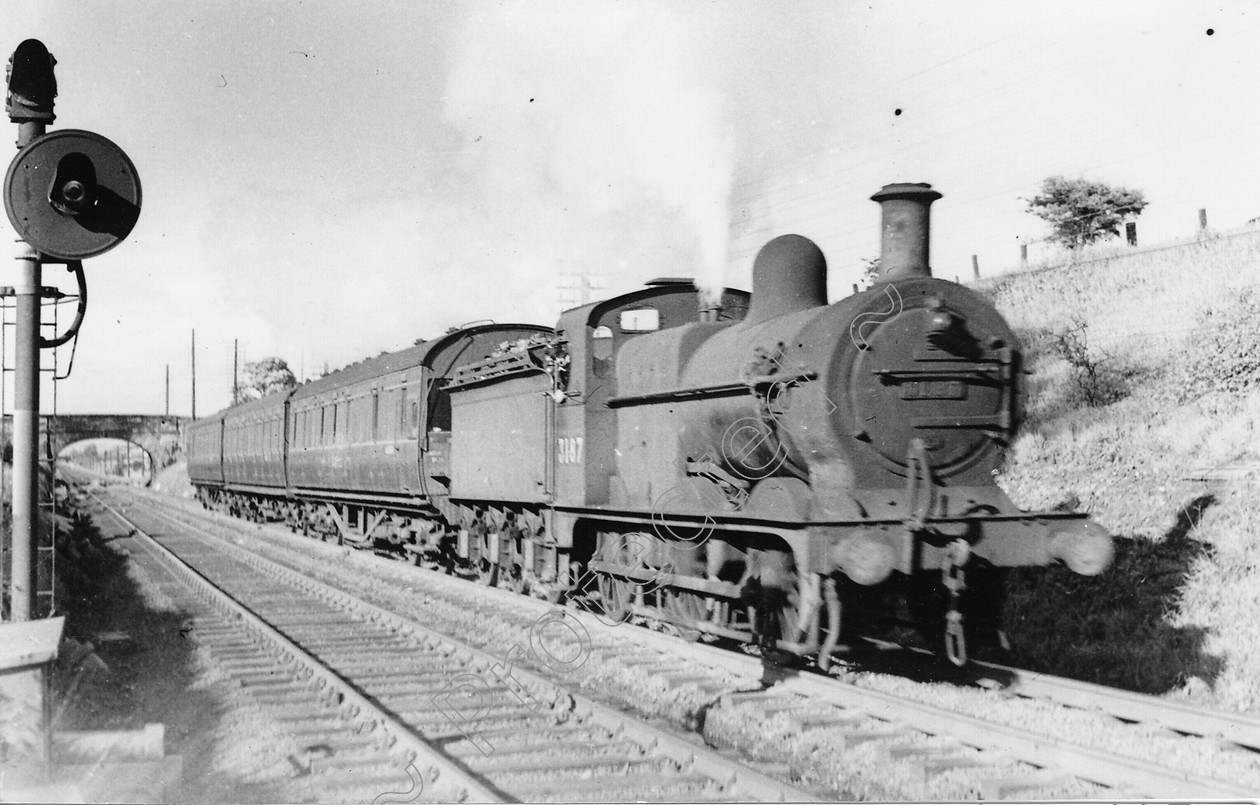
top-left (187, 183), bottom-right (1113, 666)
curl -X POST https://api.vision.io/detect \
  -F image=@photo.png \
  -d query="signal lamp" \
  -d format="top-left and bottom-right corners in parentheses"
top-left (6, 39), bottom-right (56, 123)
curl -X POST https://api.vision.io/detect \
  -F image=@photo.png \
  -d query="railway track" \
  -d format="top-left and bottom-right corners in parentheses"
top-left (93, 483), bottom-right (1260, 800)
top-left (84, 486), bottom-right (818, 803)
top-left (971, 657), bottom-right (1260, 753)
top-left (835, 637), bottom-right (1260, 755)
top-left (110, 507), bottom-right (481, 803)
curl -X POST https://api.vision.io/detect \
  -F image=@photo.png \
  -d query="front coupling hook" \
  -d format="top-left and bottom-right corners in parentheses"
top-left (942, 538), bottom-right (969, 666)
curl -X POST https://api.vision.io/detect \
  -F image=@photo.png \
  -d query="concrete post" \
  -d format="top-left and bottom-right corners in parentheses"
top-left (10, 111), bottom-right (46, 622)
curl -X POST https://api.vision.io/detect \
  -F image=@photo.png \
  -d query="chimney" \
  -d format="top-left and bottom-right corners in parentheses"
top-left (744, 234), bottom-right (828, 325)
top-left (871, 182), bottom-right (942, 281)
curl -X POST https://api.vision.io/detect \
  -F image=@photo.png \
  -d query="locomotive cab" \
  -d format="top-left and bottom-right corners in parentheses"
top-left (551, 281), bottom-right (750, 511)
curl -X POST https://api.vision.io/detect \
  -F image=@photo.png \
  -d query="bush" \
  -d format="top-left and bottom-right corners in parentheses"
top-left (1168, 287), bottom-right (1260, 402)
top-left (1050, 316), bottom-right (1137, 406)
top-left (1016, 317), bottom-right (1136, 418)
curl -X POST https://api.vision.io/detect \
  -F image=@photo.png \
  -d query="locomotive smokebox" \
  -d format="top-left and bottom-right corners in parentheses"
top-left (745, 234), bottom-right (828, 325)
top-left (871, 182), bottom-right (942, 281)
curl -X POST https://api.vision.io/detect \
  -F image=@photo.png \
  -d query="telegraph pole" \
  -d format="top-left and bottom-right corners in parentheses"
top-left (232, 338), bottom-right (239, 405)
top-left (165, 363), bottom-right (170, 416)
top-left (191, 329), bottom-right (197, 419)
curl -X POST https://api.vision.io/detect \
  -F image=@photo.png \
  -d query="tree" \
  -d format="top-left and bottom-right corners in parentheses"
top-left (1025, 176), bottom-right (1148, 250)
top-left (240, 357), bottom-right (297, 400)
top-left (860, 256), bottom-right (881, 288)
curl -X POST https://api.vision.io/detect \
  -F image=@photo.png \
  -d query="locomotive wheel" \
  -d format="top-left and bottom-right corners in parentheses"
top-left (744, 567), bottom-right (807, 655)
top-left (661, 588), bottom-right (707, 641)
top-left (593, 531), bottom-right (655, 622)
top-left (777, 604), bottom-right (802, 647)
top-left (596, 571), bottom-right (633, 622)
top-left (754, 603), bottom-right (802, 649)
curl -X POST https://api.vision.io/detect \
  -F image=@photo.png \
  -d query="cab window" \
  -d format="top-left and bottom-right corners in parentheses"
top-left (592, 325), bottom-right (614, 377)
top-left (591, 326), bottom-right (613, 360)
top-left (620, 308), bottom-right (659, 332)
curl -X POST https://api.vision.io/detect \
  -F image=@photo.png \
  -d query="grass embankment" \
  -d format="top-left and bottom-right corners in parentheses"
top-left (982, 232), bottom-right (1260, 710)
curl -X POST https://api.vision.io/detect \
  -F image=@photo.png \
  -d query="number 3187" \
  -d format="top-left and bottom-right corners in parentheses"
top-left (557, 436), bottom-right (584, 465)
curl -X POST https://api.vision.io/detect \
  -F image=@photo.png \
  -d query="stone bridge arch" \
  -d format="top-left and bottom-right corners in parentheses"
top-left (1, 414), bottom-right (188, 474)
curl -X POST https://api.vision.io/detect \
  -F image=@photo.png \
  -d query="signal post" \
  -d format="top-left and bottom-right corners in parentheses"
top-left (0, 39), bottom-right (140, 777)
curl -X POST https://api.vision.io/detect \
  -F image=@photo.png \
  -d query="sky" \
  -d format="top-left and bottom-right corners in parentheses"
top-left (0, 0), bottom-right (1253, 416)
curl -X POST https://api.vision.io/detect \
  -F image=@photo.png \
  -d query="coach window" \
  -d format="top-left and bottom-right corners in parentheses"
top-left (399, 387), bottom-right (409, 437)
top-left (381, 389), bottom-right (395, 442)
top-left (409, 400), bottom-right (420, 439)
top-left (371, 392), bottom-right (380, 441)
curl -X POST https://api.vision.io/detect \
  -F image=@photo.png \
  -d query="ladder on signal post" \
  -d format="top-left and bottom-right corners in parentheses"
top-left (0, 281), bottom-right (77, 620)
